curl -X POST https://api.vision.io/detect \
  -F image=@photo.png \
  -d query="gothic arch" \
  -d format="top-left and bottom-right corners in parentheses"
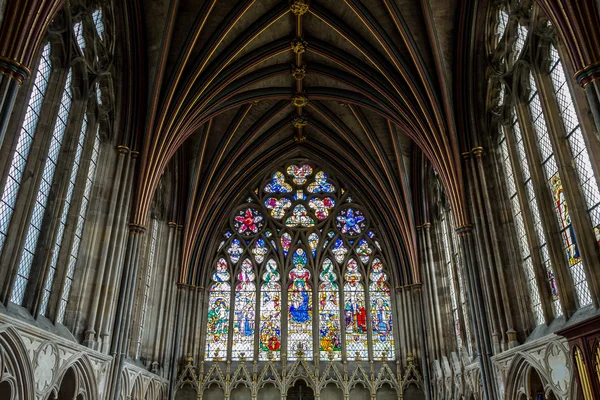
top-left (0, 326), bottom-right (35, 400)
top-left (52, 355), bottom-right (99, 400)
top-left (505, 355), bottom-right (558, 400)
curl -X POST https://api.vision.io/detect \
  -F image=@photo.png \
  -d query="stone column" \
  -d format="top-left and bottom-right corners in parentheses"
top-left (108, 224), bottom-right (145, 400)
top-left (456, 226), bottom-right (497, 400)
top-left (414, 284), bottom-right (432, 400)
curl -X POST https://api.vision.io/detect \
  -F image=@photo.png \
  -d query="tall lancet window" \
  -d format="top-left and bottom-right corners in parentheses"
top-left (370, 258), bottom-right (394, 359)
top-left (319, 258), bottom-right (341, 360)
top-left (232, 258), bottom-right (256, 360)
top-left (288, 248), bottom-right (312, 359)
top-left (344, 258), bottom-right (368, 359)
top-left (259, 258), bottom-right (281, 360)
top-left (203, 162), bottom-right (397, 362)
top-left (204, 258), bottom-right (231, 361)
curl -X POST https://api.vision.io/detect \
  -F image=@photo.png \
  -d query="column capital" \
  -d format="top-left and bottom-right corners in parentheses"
top-left (116, 145), bottom-right (130, 154)
top-left (0, 56), bottom-right (31, 83)
top-left (455, 224), bottom-right (473, 235)
top-left (128, 223), bottom-right (147, 234)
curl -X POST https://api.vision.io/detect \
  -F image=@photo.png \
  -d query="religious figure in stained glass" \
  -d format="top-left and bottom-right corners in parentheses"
top-left (232, 258), bottom-right (256, 359)
top-left (205, 162), bottom-right (397, 362)
top-left (551, 175), bottom-right (581, 265)
top-left (344, 258), bottom-right (368, 359)
top-left (260, 259), bottom-right (281, 360)
top-left (319, 258), bottom-right (341, 359)
top-left (205, 258), bottom-right (231, 360)
top-left (288, 248), bottom-right (313, 359)
top-left (370, 258), bottom-right (394, 359)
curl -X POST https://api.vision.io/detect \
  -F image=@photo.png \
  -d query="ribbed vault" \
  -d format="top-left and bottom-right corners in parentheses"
top-left (121, 0), bottom-right (468, 285)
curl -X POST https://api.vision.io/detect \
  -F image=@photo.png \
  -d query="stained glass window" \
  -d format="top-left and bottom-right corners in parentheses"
top-left (204, 163), bottom-right (396, 362)
top-left (370, 258), bottom-right (394, 359)
top-left (288, 248), bottom-right (312, 360)
top-left (137, 220), bottom-right (158, 359)
top-left (259, 259), bottom-right (281, 360)
top-left (205, 258), bottom-right (231, 361)
top-left (344, 258), bottom-right (368, 360)
top-left (528, 74), bottom-right (592, 307)
top-left (316, 259), bottom-right (339, 360)
top-left (549, 47), bottom-right (600, 254)
top-left (440, 215), bottom-right (462, 348)
top-left (232, 258), bottom-right (256, 360)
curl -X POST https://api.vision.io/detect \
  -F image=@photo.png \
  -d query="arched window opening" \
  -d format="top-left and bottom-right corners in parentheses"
top-left (203, 163), bottom-right (397, 362)
top-left (0, 43), bottom-right (52, 274)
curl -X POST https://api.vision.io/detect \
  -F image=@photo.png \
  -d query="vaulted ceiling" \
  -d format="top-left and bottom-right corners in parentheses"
top-left (115, 0), bottom-right (476, 286)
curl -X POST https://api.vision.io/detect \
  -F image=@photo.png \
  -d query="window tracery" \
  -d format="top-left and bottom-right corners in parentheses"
top-left (204, 162), bottom-right (396, 362)
top-left (487, 0), bottom-right (598, 322)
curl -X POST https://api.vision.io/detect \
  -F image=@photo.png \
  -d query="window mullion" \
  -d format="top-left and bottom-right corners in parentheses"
top-left (501, 121), bottom-right (554, 324)
top-left (514, 101), bottom-right (578, 316)
top-left (533, 72), bottom-right (599, 307)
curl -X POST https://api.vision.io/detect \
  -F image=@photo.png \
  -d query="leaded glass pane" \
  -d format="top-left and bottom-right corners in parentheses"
top-left (344, 258), bottom-right (368, 360)
top-left (0, 44), bottom-right (52, 254)
top-left (232, 258), bottom-right (256, 360)
top-left (319, 258), bottom-right (341, 360)
top-left (205, 258), bottom-right (231, 361)
top-left (137, 220), bottom-right (158, 359)
top-left (11, 70), bottom-right (73, 305)
top-left (288, 248), bottom-right (312, 360)
top-left (528, 74), bottom-right (592, 308)
top-left (370, 258), bottom-right (394, 360)
top-left (259, 259), bottom-right (281, 360)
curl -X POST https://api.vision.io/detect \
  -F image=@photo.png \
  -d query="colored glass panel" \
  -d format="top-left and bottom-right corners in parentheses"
top-left (252, 238), bottom-right (267, 264)
top-left (281, 232), bottom-right (291, 257)
top-left (265, 197), bottom-right (291, 219)
top-left (259, 259), bottom-right (281, 360)
top-left (336, 208), bottom-right (366, 235)
top-left (308, 197), bottom-right (335, 220)
top-left (233, 207), bottom-right (263, 235)
top-left (287, 164), bottom-right (313, 184)
top-left (286, 204), bottom-right (315, 227)
top-left (344, 258), bottom-right (368, 360)
top-left (355, 239), bottom-right (372, 264)
top-left (441, 216), bottom-right (462, 348)
top-left (232, 258), bottom-right (256, 360)
top-left (307, 171), bottom-right (336, 193)
top-left (319, 258), bottom-right (341, 360)
top-left (288, 249), bottom-right (312, 360)
top-left (205, 258), bottom-right (231, 360)
top-left (228, 239), bottom-right (242, 264)
top-left (308, 233), bottom-right (319, 257)
top-left (332, 238), bottom-right (347, 264)
top-left (264, 171), bottom-right (292, 193)
top-left (370, 258), bottom-right (394, 360)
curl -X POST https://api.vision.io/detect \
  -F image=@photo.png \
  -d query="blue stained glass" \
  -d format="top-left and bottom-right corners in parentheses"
top-left (264, 171), bottom-right (292, 193)
top-left (370, 258), bottom-right (394, 359)
top-left (288, 248), bottom-right (312, 359)
top-left (252, 238), bottom-right (267, 264)
top-left (281, 232), bottom-right (291, 257)
top-left (336, 208), bottom-right (366, 235)
top-left (265, 197), bottom-right (292, 219)
top-left (356, 239), bottom-right (372, 264)
top-left (307, 171), bottom-right (336, 193)
top-left (332, 239), bottom-right (348, 264)
top-left (228, 239), bottom-right (242, 264)
top-left (308, 233), bottom-right (319, 257)
top-left (308, 197), bottom-right (335, 220)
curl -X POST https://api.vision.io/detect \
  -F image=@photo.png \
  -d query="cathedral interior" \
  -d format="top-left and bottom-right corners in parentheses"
top-left (1, 0), bottom-right (600, 399)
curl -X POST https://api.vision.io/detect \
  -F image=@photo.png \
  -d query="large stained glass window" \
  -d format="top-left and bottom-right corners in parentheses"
top-left (205, 258), bottom-right (231, 361)
top-left (204, 162), bottom-right (397, 361)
